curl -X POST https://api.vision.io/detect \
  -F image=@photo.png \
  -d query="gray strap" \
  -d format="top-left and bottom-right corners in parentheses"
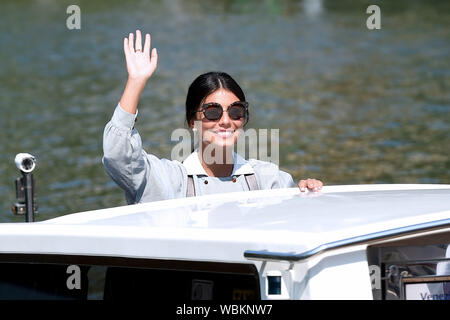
top-left (245, 173), bottom-right (259, 191)
top-left (186, 175), bottom-right (195, 197)
top-left (187, 173), bottom-right (259, 197)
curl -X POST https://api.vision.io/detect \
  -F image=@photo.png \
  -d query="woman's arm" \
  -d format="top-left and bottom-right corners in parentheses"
top-left (103, 30), bottom-right (163, 204)
top-left (103, 104), bottom-right (187, 204)
top-left (119, 30), bottom-right (158, 114)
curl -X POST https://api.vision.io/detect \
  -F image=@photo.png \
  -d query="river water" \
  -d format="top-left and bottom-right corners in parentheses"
top-left (0, 0), bottom-right (448, 222)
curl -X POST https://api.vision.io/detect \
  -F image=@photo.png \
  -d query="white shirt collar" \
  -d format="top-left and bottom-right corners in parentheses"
top-left (182, 149), bottom-right (255, 176)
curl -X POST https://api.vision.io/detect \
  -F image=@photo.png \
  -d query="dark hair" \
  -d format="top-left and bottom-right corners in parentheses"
top-left (185, 71), bottom-right (248, 127)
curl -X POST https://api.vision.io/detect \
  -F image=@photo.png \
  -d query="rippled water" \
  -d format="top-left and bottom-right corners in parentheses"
top-left (0, 0), bottom-right (449, 222)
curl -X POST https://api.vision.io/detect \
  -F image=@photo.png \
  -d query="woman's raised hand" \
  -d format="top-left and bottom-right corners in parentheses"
top-left (119, 30), bottom-right (158, 114)
top-left (123, 30), bottom-right (158, 81)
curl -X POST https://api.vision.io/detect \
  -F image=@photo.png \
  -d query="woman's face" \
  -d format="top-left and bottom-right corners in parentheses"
top-left (190, 89), bottom-right (244, 149)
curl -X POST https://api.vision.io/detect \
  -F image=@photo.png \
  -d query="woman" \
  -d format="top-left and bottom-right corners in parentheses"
top-left (103, 30), bottom-right (323, 204)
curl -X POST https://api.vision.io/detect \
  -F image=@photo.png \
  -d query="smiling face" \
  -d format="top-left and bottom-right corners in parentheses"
top-left (190, 89), bottom-right (244, 149)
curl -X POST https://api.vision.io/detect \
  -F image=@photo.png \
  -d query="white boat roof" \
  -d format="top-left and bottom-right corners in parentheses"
top-left (0, 184), bottom-right (449, 263)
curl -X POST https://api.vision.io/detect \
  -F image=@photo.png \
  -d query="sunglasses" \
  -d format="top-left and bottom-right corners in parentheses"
top-left (196, 101), bottom-right (249, 125)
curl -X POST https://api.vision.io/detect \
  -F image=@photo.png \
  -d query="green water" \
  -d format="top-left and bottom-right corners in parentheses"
top-left (0, 0), bottom-right (449, 222)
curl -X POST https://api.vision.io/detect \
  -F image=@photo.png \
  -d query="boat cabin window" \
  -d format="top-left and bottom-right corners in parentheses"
top-left (0, 255), bottom-right (260, 300)
top-left (367, 232), bottom-right (450, 300)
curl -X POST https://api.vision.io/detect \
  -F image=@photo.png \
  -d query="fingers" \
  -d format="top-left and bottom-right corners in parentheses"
top-left (143, 33), bottom-right (151, 55)
top-left (299, 180), bottom-right (307, 192)
top-left (151, 47), bottom-right (158, 68)
top-left (128, 32), bottom-right (134, 52)
top-left (305, 178), bottom-right (313, 191)
top-left (135, 30), bottom-right (142, 52)
top-left (298, 178), bottom-right (323, 192)
top-left (128, 30), bottom-right (153, 56)
top-left (123, 37), bottom-right (130, 58)
top-left (318, 180), bottom-right (323, 190)
top-left (143, 33), bottom-right (158, 70)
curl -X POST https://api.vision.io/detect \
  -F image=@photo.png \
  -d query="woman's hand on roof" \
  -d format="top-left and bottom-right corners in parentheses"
top-left (298, 178), bottom-right (323, 192)
top-left (123, 30), bottom-right (158, 82)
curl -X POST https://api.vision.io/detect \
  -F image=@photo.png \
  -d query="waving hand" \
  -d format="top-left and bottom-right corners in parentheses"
top-left (119, 30), bottom-right (158, 114)
top-left (124, 30), bottom-right (158, 81)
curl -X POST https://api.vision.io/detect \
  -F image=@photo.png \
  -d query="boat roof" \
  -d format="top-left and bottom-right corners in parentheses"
top-left (0, 184), bottom-right (449, 263)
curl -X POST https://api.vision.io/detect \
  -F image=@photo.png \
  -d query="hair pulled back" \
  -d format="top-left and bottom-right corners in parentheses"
top-left (185, 71), bottom-right (247, 127)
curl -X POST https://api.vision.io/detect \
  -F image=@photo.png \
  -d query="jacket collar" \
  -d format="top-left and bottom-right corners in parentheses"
top-left (182, 149), bottom-right (255, 176)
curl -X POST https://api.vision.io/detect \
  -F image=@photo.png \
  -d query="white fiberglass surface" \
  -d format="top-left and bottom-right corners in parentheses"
top-left (51, 188), bottom-right (450, 235)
